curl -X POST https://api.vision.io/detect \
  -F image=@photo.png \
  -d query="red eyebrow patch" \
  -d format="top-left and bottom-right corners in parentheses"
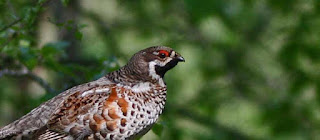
top-left (158, 50), bottom-right (169, 57)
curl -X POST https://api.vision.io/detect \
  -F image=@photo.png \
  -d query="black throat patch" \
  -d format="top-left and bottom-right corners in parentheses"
top-left (155, 59), bottom-right (179, 78)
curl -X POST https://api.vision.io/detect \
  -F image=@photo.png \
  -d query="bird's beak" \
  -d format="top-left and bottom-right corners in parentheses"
top-left (177, 56), bottom-right (185, 62)
top-left (175, 53), bottom-right (185, 62)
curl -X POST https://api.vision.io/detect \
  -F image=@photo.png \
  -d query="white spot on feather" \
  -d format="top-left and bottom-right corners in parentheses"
top-left (131, 82), bottom-right (151, 93)
top-left (81, 90), bottom-right (93, 97)
top-left (96, 88), bottom-right (110, 93)
top-left (81, 88), bottom-right (110, 97)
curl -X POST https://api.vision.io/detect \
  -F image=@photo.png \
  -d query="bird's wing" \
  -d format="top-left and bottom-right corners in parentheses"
top-left (35, 129), bottom-right (70, 140)
top-left (36, 84), bottom-right (131, 140)
top-left (0, 77), bottom-right (114, 139)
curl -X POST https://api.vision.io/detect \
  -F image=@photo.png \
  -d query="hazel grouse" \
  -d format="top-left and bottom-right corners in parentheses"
top-left (0, 46), bottom-right (185, 140)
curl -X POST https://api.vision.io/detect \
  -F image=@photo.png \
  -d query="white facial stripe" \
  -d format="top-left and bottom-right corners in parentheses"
top-left (159, 58), bottom-right (172, 66)
top-left (170, 51), bottom-right (176, 57)
top-left (153, 51), bottom-right (159, 55)
top-left (149, 61), bottom-right (160, 80)
top-left (148, 61), bottom-right (165, 86)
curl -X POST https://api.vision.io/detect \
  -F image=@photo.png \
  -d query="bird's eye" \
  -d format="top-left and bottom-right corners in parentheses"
top-left (159, 53), bottom-right (166, 58)
top-left (158, 50), bottom-right (169, 58)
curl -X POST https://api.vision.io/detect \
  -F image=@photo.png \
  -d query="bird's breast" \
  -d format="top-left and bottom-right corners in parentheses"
top-left (69, 85), bottom-right (167, 139)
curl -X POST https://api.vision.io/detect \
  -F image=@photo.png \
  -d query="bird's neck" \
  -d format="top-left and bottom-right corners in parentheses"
top-left (106, 64), bottom-right (166, 87)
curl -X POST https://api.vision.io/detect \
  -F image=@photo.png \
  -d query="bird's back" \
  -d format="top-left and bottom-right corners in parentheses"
top-left (0, 77), bottom-right (113, 139)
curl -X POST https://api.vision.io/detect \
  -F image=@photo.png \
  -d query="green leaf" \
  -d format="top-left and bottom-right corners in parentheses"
top-left (42, 41), bottom-right (69, 52)
top-left (38, 0), bottom-right (47, 4)
top-left (67, 20), bottom-right (74, 24)
top-left (41, 41), bottom-right (69, 59)
top-left (61, 0), bottom-right (70, 7)
top-left (75, 30), bottom-right (83, 41)
top-left (78, 24), bottom-right (88, 29)
top-left (152, 122), bottom-right (164, 137)
top-left (24, 58), bottom-right (37, 69)
top-left (19, 46), bottom-right (38, 70)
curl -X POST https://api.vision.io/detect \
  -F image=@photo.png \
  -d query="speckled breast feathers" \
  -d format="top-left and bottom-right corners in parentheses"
top-left (39, 83), bottom-right (167, 140)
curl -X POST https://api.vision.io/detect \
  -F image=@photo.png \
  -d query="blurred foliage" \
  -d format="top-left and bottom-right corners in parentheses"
top-left (1, 0), bottom-right (320, 140)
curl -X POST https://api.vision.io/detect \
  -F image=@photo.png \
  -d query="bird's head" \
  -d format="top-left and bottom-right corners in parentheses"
top-left (126, 46), bottom-right (185, 82)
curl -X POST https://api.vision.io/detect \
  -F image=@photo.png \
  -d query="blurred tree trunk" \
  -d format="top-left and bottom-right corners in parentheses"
top-left (53, 0), bottom-right (80, 61)
top-left (50, 0), bottom-right (82, 88)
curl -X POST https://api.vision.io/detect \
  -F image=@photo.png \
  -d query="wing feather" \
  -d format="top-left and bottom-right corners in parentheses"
top-left (0, 77), bottom-right (114, 139)
top-left (45, 85), bottom-right (114, 139)
top-left (36, 129), bottom-right (69, 140)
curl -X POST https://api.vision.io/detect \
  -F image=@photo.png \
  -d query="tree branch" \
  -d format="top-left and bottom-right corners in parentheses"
top-left (26, 72), bottom-right (56, 94)
top-left (0, 18), bottom-right (22, 33)
top-left (0, 68), bottom-right (57, 94)
top-left (0, 0), bottom-right (53, 33)
top-left (0, 68), bottom-right (28, 76)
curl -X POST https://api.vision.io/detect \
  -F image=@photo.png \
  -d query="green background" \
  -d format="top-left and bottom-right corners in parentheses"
top-left (1, 0), bottom-right (320, 139)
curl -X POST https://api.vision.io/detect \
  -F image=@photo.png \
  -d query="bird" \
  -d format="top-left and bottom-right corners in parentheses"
top-left (0, 46), bottom-right (185, 140)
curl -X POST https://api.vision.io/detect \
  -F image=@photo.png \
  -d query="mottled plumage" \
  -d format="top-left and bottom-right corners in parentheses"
top-left (0, 46), bottom-right (184, 140)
